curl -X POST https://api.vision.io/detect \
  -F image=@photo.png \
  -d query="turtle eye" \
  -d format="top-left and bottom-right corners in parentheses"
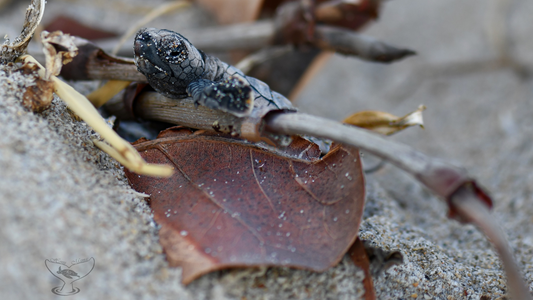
top-left (160, 40), bottom-right (188, 65)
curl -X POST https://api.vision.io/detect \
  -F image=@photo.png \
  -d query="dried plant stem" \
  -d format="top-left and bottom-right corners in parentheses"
top-left (235, 45), bottom-right (293, 74)
top-left (60, 28), bottom-right (413, 83)
top-left (87, 80), bottom-right (131, 107)
top-left (21, 55), bottom-right (173, 177)
top-left (130, 93), bottom-right (477, 202)
top-left (267, 112), bottom-right (531, 299)
top-left (451, 187), bottom-right (532, 300)
top-left (313, 26), bottom-right (416, 62)
top-left (103, 20), bottom-right (275, 55)
top-left (122, 92), bottom-right (467, 200)
top-left (133, 92), bottom-right (240, 129)
top-left (266, 112), bottom-right (466, 197)
top-left (62, 21), bottom-right (413, 66)
top-left (289, 51), bottom-right (333, 101)
top-left (60, 42), bottom-right (145, 82)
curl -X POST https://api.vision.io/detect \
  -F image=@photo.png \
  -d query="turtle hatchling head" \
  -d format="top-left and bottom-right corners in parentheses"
top-left (134, 28), bottom-right (206, 98)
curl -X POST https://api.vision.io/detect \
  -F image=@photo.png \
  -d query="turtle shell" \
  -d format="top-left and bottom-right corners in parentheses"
top-left (222, 65), bottom-right (296, 145)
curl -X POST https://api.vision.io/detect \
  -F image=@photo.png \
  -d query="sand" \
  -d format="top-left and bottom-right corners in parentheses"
top-left (1, 0), bottom-right (532, 299)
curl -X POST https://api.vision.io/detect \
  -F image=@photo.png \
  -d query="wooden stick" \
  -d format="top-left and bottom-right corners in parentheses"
top-left (59, 24), bottom-right (415, 82)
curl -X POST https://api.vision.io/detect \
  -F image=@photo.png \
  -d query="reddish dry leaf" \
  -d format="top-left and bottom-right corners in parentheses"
top-left (315, 0), bottom-right (381, 30)
top-left (275, 0), bottom-right (382, 46)
top-left (125, 127), bottom-right (365, 284)
top-left (195, 0), bottom-right (263, 24)
top-left (44, 15), bottom-right (118, 40)
top-left (349, 238), bottom-right (376, 300)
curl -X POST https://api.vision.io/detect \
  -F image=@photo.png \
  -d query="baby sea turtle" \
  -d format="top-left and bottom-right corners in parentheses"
top-left (133, 28), bottom-right (293, 118)
top-left (57, 266), bottom-right (80, 279)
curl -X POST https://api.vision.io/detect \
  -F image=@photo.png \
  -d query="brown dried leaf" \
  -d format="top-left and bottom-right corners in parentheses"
top-left (41, 31), bottom-right (78, 80)
top-left (343, 105), bottom-right (426, 135)
top-left (125, 128), bottom-right (365, 284)
top-left (348, 238), bottom-right (376, 300)
top-left (18, 62), bottom-right (54, 112)
top-left (195, 0), bottom-right (263, 24)
top-left (315, 0), bottom-right (382, 30)
top-left (44, 15), bottom-right (118, 40)
top-left (275, 0), bottom-right (383, 46)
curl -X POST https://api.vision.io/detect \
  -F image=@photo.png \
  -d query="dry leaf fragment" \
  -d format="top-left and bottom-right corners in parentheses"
top-left (314, 0), bottom-right (381, 30)
top-left (44, 15), bottom-right (118, 41)
top-left (195, 0), bottom-right (263, 24)
top-left (41, 31), bottom-right (78, 80)
top-left (18, 62), bottom-right (54, 112)
top-left (16, 30), bottom-right (77, 112)
top-left (349, 239), bottom-right (403, 300)
top-left (348, 238), bottom-right (376, 300)
top-left (343, 105), bottom-right (426, 135)
top-left (0, 0), bottom-right (45, 62)
top-left (126, 128), bottom-right (365, 284)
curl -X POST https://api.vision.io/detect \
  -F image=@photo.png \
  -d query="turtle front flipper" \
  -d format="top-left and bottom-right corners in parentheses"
top-left (187, 74), bottom-right (253, 117)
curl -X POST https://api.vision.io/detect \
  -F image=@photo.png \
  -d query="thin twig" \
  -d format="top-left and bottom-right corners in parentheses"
top-left (111, 0), bottom-right (190, 55)
top-left (132, 92), bottom-right (240, 131)
top-left (58, 22), bottom-right (413, 77)
top-left (21, 55), bottom-right (173, 177)
top-left (235, 45), bottom-right (294, 74)
top-left (122, 91), bottom-right (481, 204)
top-left (289, 51), bottom-right (333, 101)
top-left (60, 27), bottom-right (413, 81)
top-left (60, 41), bottom-right (146, 81)
top-left (313, 26), bottom-right (416, 63)
top-left (266, 112), bottom-right (468, 198)
top-left (267, 113), bottom-right (530, 299)
top-left (102, 20), bottom-right (276, 55)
